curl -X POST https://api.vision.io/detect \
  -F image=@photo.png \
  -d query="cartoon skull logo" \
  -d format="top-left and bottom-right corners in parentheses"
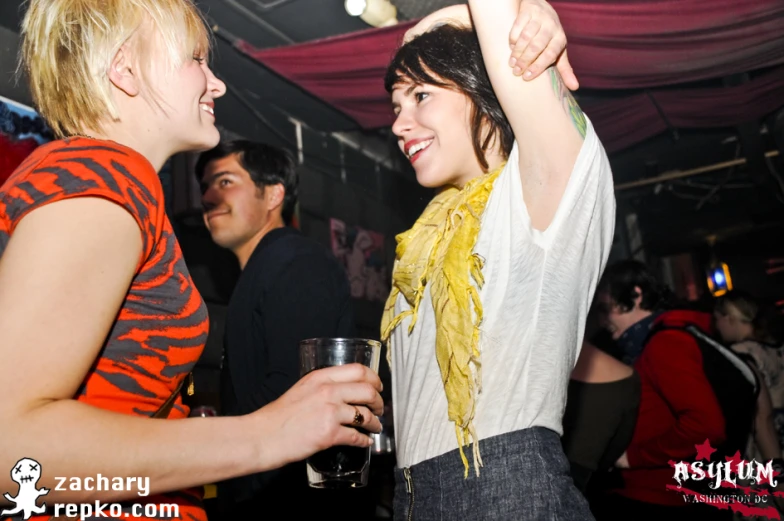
top-left (2, 458), bottom-right (49, 520)
top-left (11, 458), bottom-right (42, 485)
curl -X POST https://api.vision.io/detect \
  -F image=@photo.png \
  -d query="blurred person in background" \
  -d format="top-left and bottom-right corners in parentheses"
top-left (714, 291), bottom-right (784, 466)
top-left (196, 140), bottom-right (368, 519)
top-left (561, 308), bottom-right (640, 496)
top-left (593, 260), bottom-right (752, 521)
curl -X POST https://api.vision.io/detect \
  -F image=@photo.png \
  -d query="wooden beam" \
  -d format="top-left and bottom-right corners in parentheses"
top-left (615, 150), bottom-right (780, 191)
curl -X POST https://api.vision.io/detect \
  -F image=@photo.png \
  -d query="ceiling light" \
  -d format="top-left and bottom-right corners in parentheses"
top-left (345, 0), bottom-right (367, 17)
top-left (344, 0), bottom-right (398, 27)
top-left (707, 262), bottom-right (733, 297)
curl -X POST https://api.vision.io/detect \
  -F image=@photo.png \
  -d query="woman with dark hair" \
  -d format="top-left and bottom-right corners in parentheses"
top-left (380, 1), bottom-right (616, 518)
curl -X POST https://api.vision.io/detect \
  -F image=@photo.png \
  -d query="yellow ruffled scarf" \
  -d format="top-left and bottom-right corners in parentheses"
top-left (380, 164), bottom-right (504, 477)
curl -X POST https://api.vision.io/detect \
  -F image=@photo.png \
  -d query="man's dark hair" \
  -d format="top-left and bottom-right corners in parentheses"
top-left (598, 259), bottom-right (670, 313)
top-left (384, 24), bottom-right (514, 172)
top-left (195, 140), bottom-right (299, 225)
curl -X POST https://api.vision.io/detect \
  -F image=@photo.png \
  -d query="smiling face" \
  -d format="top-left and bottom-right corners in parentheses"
top-left (200, 153), bottom-right (278, 252)
top-left (166, 54), bottom-right (225, 153)
top-left (391, 80), bottom-right (487, 189)
top-left (384, 25), bottom-right (512, 190)
top-left (20, 0), bottom-right (222, 141)
top-left (137, 30), bottom-right (226, 154)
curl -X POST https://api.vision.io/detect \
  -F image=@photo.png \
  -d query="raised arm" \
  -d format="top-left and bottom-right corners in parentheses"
top-left (469, 0), bottom-right (586, 230)
top-left (0, 199), bottom-right (382, 505)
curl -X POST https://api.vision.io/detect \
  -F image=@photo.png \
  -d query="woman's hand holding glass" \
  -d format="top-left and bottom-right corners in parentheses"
top-left (249, 363), bottom-right (384, 471)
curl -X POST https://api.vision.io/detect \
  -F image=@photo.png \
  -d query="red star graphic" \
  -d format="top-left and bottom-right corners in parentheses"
top-left (695, 439), bottom-right (717, 461)
top-left (725, 451), bottom-right (744, 475)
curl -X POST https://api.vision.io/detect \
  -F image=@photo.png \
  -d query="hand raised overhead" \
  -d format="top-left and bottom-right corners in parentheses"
top-left (402, 1), bottom-right (579, 90)
top-left (508, 0), bottom-right (578, 89)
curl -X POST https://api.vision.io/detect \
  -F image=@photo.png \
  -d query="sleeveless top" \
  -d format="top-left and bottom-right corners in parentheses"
top-left (562, 372), bottom-right (641, 491)
top-left (0, 137), bottom-right (209, 521)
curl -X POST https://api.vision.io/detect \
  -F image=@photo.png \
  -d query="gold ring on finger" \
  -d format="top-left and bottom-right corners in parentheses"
top-left (352, 407), bottom-right (364, 426)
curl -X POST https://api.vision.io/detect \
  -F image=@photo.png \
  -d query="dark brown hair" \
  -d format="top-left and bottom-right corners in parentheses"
top-left (384, 24), bottom-right (513, 172)
top-left (597, 260), bottom-right (671, 313)
top-left (196, 140), bottom-right (299, 225)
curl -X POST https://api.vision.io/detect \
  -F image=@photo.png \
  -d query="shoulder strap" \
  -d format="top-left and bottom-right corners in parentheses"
top-left (684, 325), bottom-right (759, 390)
top-left (651, 323), bottom-right (759, 392)
top-left (152, 375), bottom-right (188, 419)
top-left (645, 321), bottom-right (687, 344)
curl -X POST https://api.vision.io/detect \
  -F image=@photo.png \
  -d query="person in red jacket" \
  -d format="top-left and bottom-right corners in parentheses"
top-left (592, 260), bottom-right (733, 521)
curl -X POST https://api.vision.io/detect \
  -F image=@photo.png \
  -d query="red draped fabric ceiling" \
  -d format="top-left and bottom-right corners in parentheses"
top-left (240, 0), bottom-right (784, 153)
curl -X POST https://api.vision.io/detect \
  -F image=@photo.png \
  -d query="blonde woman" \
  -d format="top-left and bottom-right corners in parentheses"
top-left (0, 2), bottom-right (382, 520)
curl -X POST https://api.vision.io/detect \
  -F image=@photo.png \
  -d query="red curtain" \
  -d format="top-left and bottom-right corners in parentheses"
top-left (585, 66), bottom-right (784, 152)
top-left (552, 0), bottom-right (784, 89)
top-left (236, 21), bottom-right (417, 130)
top-left (240, 0), bottom-right (784, 152)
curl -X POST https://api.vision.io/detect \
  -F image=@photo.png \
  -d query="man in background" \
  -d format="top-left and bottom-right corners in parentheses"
top-left (592, 260), bottom-right (752, 521)
top-left (197, 140), bottom-right (367, 518)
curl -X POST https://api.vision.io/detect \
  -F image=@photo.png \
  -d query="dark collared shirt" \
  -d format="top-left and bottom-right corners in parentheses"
top-left (220, 226), bottom-right (355, 503)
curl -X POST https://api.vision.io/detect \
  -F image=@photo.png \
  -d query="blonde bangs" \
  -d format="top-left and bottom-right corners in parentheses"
top-left (140, 0), bottom-right (212, 69)
top-left (19, 0), bottom-right (211, 138)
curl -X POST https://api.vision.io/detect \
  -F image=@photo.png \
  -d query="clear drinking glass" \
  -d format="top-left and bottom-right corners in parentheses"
top-left (299, 338), bottom-right (381, 488)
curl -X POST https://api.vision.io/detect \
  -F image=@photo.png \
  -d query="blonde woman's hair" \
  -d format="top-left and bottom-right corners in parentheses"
top-left (716, 290), bottom-right (783, 345)
top-left (19, 0), bottom-right (211, 138)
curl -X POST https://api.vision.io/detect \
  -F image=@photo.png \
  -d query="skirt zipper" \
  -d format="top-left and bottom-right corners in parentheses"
top-left (403, 467), bottom-right (414, 521)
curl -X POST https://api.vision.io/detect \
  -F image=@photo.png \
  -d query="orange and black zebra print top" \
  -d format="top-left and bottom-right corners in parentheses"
top-left (0, 137), bottom-right (210, 521)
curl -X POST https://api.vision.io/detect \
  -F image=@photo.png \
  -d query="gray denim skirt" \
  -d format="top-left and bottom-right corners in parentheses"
top-left (393, 427), bottom-right (595, 521)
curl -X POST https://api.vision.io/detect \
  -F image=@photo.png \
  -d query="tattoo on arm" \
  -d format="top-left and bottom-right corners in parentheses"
top-left (549, 68), bottom-right (587, 138)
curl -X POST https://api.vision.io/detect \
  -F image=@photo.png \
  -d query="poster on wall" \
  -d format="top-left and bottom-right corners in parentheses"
top-left (330, 218), bottom-right (388, 303)
top-left (0, 95), bottom-right (53, 186)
